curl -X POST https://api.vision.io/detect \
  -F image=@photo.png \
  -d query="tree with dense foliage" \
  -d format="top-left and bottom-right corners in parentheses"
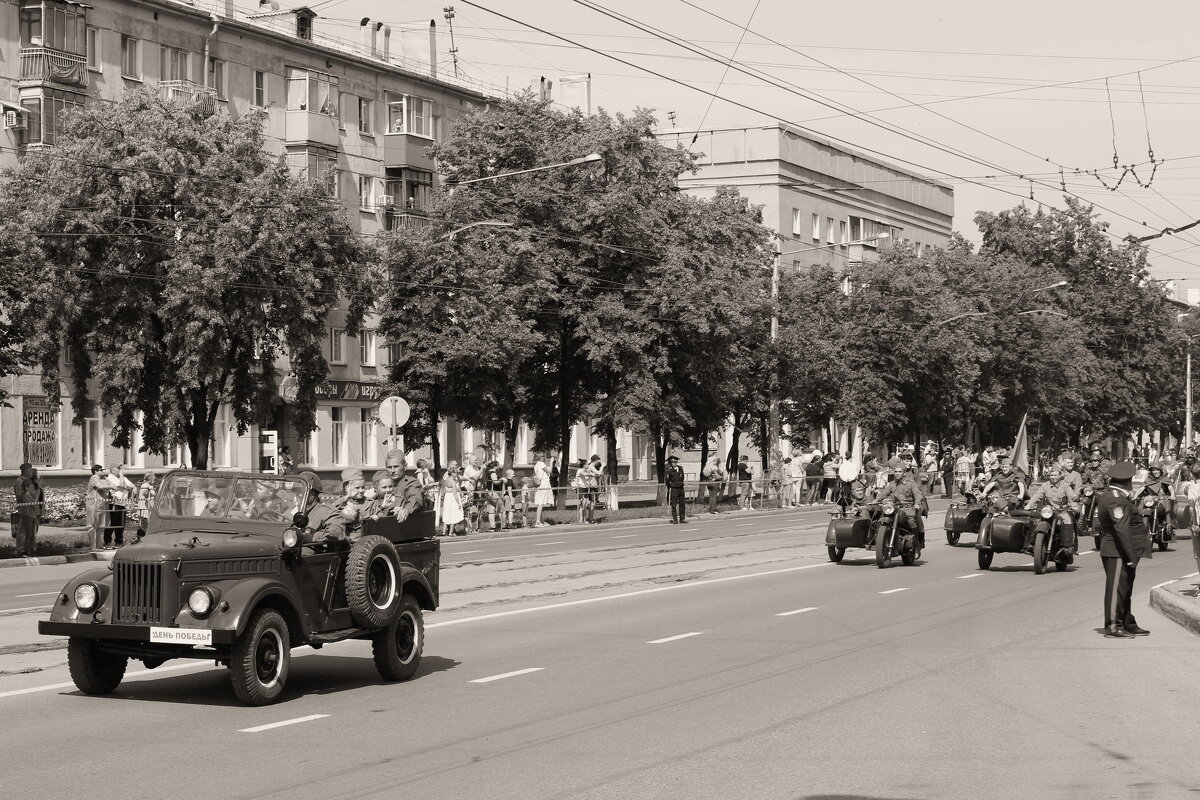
top-left (0, 88), bottom-right (367, 467)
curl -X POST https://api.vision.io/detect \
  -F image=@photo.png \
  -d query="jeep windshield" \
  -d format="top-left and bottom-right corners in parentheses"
top-left (155, 474), bottom-right (309, 523)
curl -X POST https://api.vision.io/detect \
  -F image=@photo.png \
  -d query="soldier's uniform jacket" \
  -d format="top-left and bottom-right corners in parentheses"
top-left (877, 472), bottom-right (925, 507)
top-left (305, 501), bottom-right (348, 543)
top-left (393, 475), bottom-right (427, 516)
top-left (1061, 469), bottom-right (1083, 492)
top-left (1095, 486), bottom-right (1151, 562)
top-left (1082, 460), bottom-right (1113, 489)
top-left (1135, 479), bottom-right (1172, 499)
top-left (1027, 481), bottom-right (1078, 508)
top-left (986, 472), bottom-right (1024, 499)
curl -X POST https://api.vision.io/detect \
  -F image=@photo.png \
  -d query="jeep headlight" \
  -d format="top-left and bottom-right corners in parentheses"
top-left (881, 502), bottom-right (896, 516)
top-left (188, 587), bottom-right (215, 618)
top-left (282, 528), bottom-right (299, 549)
top-left (1040, 506), bottom-right (1054, 520)
top-left (74, 583), bottom-right (99, 612)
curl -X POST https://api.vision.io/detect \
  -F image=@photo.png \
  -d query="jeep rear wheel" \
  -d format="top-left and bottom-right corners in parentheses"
top-left (346, 535), bottom-right (401, 629)
top-left (67, 637), bottom-right (127, 696)
top-left (230, 608), bottom-right (290, 706)
top-left (372, 594), bottom-right (424, 682)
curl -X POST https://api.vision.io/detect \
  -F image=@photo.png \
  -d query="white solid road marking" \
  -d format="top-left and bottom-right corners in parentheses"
top-left (1077, 550), bottom-right (1095, 555)
top-left (13, 592), bottom-right (59, 598)
top-left (956, 574), bottom-right (984, 579)
top-left (611, 534), bottom-right (638, 539)
top-left (878, 588), bottom-right (909, 595)
top-left (239, 714), bottom-right (329, 733)
top-left (470, 667), bottom-right (544, 684)
top-left (0, 605), bottom-right (52, 615)
top-left (1152, 580), bottom-right (1179, 589)
top-left (647, 632), bottom-right (704, 644)
top-left (776, 607), bottom-right (818, 616)
top-left (1184, 572), bottom-right (1199, 578)
top-left (446, 550), bottom-right (483, 555)
top-left (426, 561), bottom-right (834, 629)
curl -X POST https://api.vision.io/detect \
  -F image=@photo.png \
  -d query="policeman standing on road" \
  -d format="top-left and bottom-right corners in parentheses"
top-left (666, 455), bottom-right (687, 524)
top-left (1095, 461), bottom-right (1151, 639)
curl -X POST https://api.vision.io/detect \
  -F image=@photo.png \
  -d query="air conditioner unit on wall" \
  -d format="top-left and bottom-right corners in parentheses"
top-left (4, 110), bottom-right (26, 130)
top-left (374, 194), bottom-right (395, 208)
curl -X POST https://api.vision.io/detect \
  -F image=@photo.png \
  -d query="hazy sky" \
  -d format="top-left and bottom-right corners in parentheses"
top-left (293, 0), bottom-right (1200, 284)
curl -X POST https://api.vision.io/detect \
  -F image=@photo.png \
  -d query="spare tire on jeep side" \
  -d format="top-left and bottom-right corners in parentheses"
top-left (345, 535), bottom-right (401, 628)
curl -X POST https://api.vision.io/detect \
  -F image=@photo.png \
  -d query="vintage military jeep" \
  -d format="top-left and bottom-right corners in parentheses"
top-left (38, 470), bottom-right (439, 706)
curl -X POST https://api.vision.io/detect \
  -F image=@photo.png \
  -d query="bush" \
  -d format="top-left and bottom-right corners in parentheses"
top-left (0, 485), bottom-right (87, 523)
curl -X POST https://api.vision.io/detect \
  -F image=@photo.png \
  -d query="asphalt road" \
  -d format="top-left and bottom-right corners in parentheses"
top-left (2, 505), bottom-right (1199, 800)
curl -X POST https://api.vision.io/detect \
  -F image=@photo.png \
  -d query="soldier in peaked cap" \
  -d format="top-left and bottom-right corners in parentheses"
top-left (1094, 461), bottom-right (1151, 638)
top-left (665, 455), bottom-right (688, 524)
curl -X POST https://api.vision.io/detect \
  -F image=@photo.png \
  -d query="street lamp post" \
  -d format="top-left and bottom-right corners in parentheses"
top-left (1180, 313), bottom-right (1194, 450)
top-left (767, 234), bottom-right (890, 493)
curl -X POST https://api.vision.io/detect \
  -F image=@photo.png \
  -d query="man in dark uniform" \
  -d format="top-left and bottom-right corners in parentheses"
top-left (1094, 461), bottom-right (1151, 638)
top-left (877, 451), bottom-right (927, 541)
top-left (296, 471), bottom-right (347, 543)
top-left (1081, 446), bottom-right (1113, 490)
top-left (665, 455), bottom-right (687, 524)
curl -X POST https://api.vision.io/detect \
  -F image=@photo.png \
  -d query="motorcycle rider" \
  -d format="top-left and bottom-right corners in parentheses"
top-left (1081, 446), bottom-right (1113, 490)
top-left (1025, 467), bottom-right (1079, 554)
top-left (1059, 456), bottom-right (1083, 493)
top-left (875, 450), bottom-right (927, 542)
top-left (1134, 464), bottom-right (1173, 539)
top-left (978, 459), bottom-right (1027, 548)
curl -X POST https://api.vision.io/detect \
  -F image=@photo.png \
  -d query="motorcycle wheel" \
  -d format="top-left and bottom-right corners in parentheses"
top-left (875, 527), bottom-right (893, 569)
top-left (1033, 531), bottom-right (1047, 575)
top-left (1094, 535), bottom-right (1103, 551)
top-left (1157, 537), bottom-right (1168, 552)
top-left (827, 546), bottom-right (845, 563)
top-left (977, 549), bottom-right (993, 570)
top-left (946, 531), bottom-right (960, 546)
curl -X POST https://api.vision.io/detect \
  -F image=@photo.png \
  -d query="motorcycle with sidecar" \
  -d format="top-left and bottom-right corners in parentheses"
top-left (976, 501), bottom-right (1073, 573)
top-left (1140, 493), bottom-right (1174, 552)
top-left (943, 491), bottom-right (986, 546)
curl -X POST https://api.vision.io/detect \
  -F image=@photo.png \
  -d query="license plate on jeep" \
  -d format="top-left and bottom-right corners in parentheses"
top-left (149, 627), bottom-right (213, 646)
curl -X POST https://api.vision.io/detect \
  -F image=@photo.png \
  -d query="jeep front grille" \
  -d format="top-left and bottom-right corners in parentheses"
top-left (114, 561), bottom-right (164, 624)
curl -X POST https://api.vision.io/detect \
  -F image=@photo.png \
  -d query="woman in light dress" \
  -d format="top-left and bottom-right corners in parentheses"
top-left (532, 454), bottom-right (554, 528)
top-left (441, 461), bottom-right (464, 535)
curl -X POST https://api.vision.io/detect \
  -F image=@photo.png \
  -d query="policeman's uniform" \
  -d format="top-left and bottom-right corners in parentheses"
top-left (665, 456), bottom-right (687, 523)
top-left (1094, 462), bottom-right (1151, 638)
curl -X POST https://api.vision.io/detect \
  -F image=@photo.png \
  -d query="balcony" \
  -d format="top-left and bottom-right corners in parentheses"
top-left (19, 47), bottom-right (87, 88)
top-left (285, 110), bottom-right (340, 148)
top-left (381, 211), bottom-right (431, 233)
top-left (159, 81), bottom-right (217, 115)
top-left (382, 133), bottom-right (435, 171)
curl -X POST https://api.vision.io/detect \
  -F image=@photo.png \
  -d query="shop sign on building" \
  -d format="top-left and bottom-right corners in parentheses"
top-left (22, 396), bottom-right (58, 468)
top-left (280, 375), bottom-right (387, 404)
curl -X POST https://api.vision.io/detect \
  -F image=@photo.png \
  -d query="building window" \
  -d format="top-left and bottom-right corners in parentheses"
top-left (826, 217), bottom-right (835, 245)
top-left (253, 70), bottom-right (267, 107)
top-left (791, 209), bottom-right (802, 237)
top-left (124, 411), bottom-right (145, 468)
top-left (207, 58), bottom-right (225, 98)
top-left (210, 404), bottom-right (233, 467)
top-left (86, 27), bottom-right (100, 71)
top-left (811, 213), bottom-right (820, 241)
top-left (360, 408), bottom-right (378, 467)
top-left (359, 330), bottom-right (377, 366)
top-left (329, 327), bottom-right (345, 364)
top-left (793, 259), bottom-right (803, 275)
top-left (384, 167), bottom-right (432, 212)
top-left (839, 220), bottom-right (848, 245)
top-left (330, 407), bottom-right (347, 466)
top-left (384, 341), bottom-right (402, 366)
top-left (287, 148), bottom-right (339, 198)
top-left (22, 4), bottom-right (86, 54)
top-left (20, 91), bottom-right (84, 146)
top-left (159, 46), bottom-right (189, 82)
top-left (359, 176), bottom-right (375, 209)
top-left (121, 35), bottom-right (140, 79)
top-left (285, 67), bottom-right (338, 116)
top-left (386, 94), bottom-right (433, 137)
top-left (358, 97), bottom-right (372, 134)
top-left (83, 412), bottom-right (103, 468)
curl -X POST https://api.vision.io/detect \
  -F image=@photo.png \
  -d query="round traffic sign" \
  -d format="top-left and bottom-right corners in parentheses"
top-left (377, 395), bottom-right (410, 429)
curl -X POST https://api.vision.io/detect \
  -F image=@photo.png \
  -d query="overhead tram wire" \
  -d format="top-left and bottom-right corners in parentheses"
top-left (454, 0), bottom-right (1200, 271)
top-left (567, 0), bottom-right (1191, 238)
top-left (688, 0), bottom-right (762, 143)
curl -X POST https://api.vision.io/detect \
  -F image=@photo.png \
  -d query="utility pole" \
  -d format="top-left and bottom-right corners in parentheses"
top-left (443, 6), bottom-right (460, 78)
top-left (767, 249), bottom-right (781, 498)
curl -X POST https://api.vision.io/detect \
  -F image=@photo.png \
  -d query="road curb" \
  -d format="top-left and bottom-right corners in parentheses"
top-left (0, 552), bottom-right (104, 570)
top-left (1150, 584), bottom-right (1200, 638)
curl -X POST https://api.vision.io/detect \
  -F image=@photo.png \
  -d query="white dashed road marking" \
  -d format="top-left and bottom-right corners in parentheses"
top-left (1184, 572), bottom-right (1199, 579)
top-left (446, 550), bottom-right (483, 555)
top-left (647, 632), bottom-right (704, 645)
top-left (878, 588), bottom-right (909, 595)
top-left (956, 573), bottom-right (983, 579)
top-left (1077, 550), bottom-right (1095, 555)
top-left (470, 668), bottom-right (544, 684)
top-left (240, 714), bottom-right (329, 733)
top-left (1153, 580), bottom-right (1179, 589)
top-left (534, 542), bottom-right (566, 547)
top-left (776, 607), bottom-right (818, 616)
top-left (611, 535), bottom-right (638, 539)
top-left (0, 606), bottom-right (52, 615)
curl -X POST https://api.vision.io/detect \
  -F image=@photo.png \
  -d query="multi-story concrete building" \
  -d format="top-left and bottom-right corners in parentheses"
top-left (657, 123), bottom-right (954, 274)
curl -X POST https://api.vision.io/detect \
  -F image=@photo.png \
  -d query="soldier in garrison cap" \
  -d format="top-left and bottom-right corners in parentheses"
top-left (1094, 461), bottom-right (1151, 638)
top-left (296, 470), bottom-right (347, 544)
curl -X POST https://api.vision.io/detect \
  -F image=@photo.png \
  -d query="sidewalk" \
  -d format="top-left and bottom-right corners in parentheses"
top-left (0, 522), bottom-right (109, 570)
top-left (1149, 555), bottom-right (1200, 637)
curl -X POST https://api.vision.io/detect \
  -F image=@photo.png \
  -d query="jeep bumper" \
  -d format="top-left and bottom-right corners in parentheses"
top-left (38, 621), bottom-right (237, 645)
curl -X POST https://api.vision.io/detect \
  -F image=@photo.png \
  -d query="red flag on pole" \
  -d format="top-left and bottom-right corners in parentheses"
top-left (1011, 412), bottom-right (1030, 476)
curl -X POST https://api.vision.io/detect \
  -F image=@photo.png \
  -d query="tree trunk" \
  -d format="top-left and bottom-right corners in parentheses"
top-left (699, 433), bottom-right (710, 473)
top-left (557, 321), bottom-right (573, 510)
top-left (651, 422), bottom-right (667, 505)
top-left (604, 419), bottom-right (619, 486)
top-left (503, 415), bottom-right (520, 469)
top-left (726, 414), bottom-right (745, 474)
top-left (430, 410), bottom-right (442, 479)
top-left (185, 388), bottom-right (212, 470)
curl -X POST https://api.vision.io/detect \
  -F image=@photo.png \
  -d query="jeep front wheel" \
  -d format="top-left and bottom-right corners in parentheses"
top-left (346, 535), bottom-right (401, 629)
top-left (230, 608), bottom-right (290, 706)
top-left (372, 594), bottom-right (424, 682)
top-left (67, 637), bottom-right (128, 695)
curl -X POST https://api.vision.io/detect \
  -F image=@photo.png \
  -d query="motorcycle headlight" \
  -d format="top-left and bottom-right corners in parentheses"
top-left (74, 583), bottom-right (99, 612)
top-left (282, 528), bottom-right (299, 549)
top-left (1083, 487), bottom-right (1094, 497)
top-left (187, 587), bottom-right (215, 618)
top-left (882, 502), bottom-right (896, 516)
top-left (1142, 497), bottom-right (1156, 508)
top-left (1040, 506), bottom-right (1054, 520)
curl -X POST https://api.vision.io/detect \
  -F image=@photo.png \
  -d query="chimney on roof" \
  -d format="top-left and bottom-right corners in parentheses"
top-left (361, 18), bottom-right (377, 57)
top-left (429, 20), bottom-right (437, 78)
top-left (381, 25), bottom-right (391, 61)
